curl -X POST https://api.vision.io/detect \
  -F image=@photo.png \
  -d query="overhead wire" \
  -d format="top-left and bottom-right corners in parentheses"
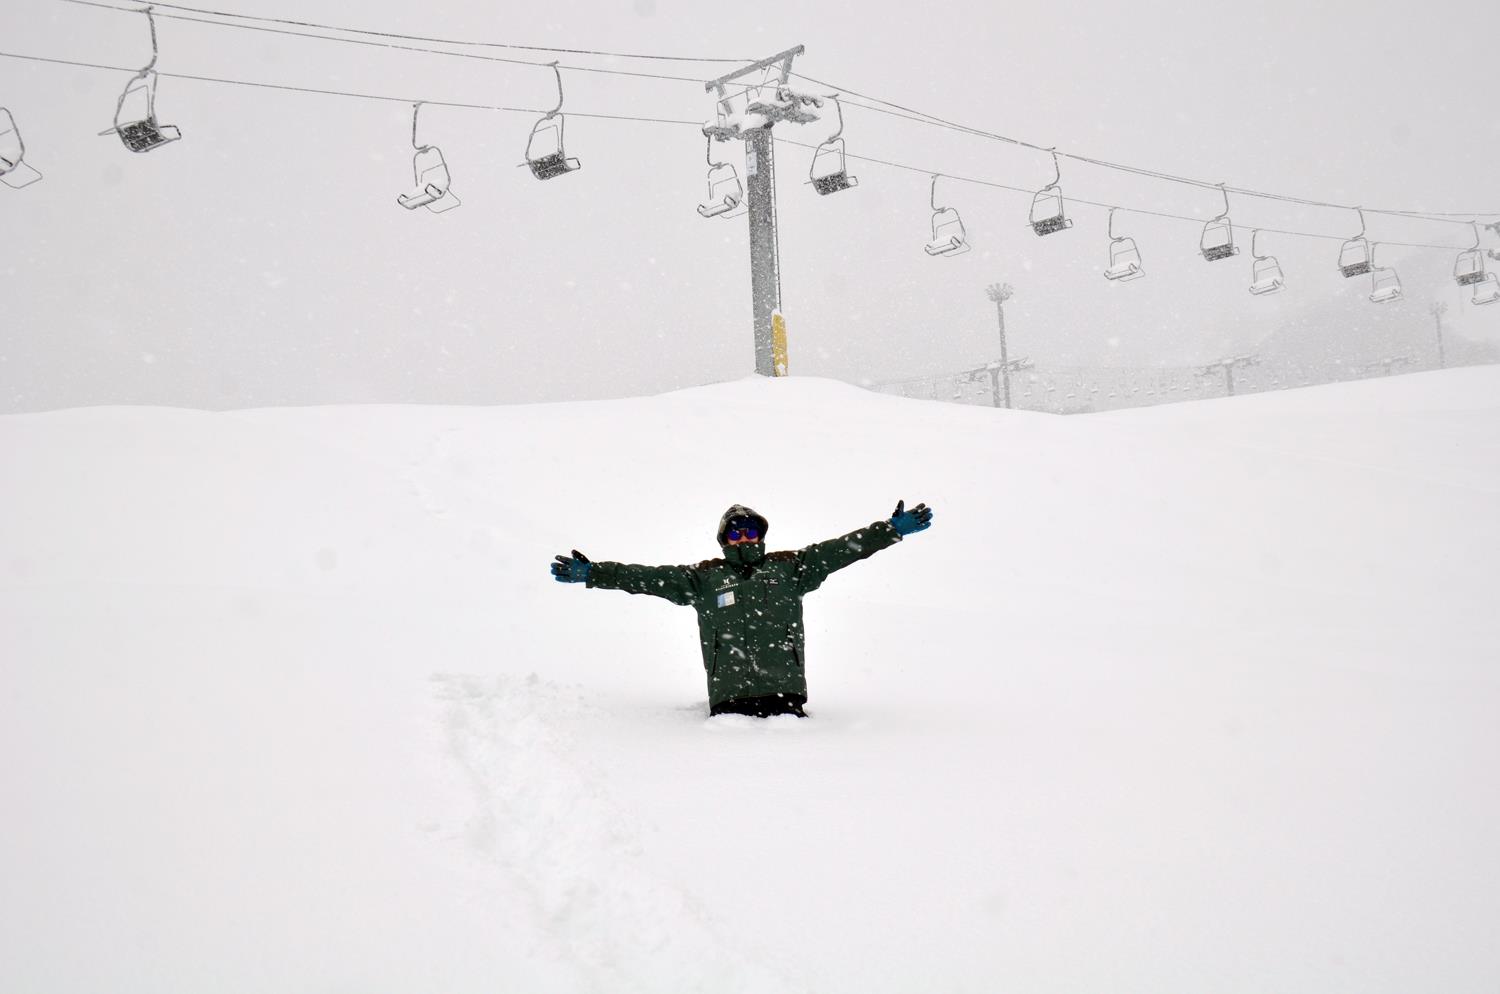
top-left (0, 50), bottom-right (702, 126)
top-left (64, 0), bottom-right (752, 64)
top-left (46, 0), bottom-right (1496, 224)
top-left (791, 71), bottom-right (1500, 223)
top-left (771, 135), bottom-right (1475, 251)
top-left (0, 43), bottom-right (1479, 251)
top-left (56, 0), bottom-right (722, 85)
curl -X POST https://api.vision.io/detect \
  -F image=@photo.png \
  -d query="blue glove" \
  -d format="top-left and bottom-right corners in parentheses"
top-left (551, 549), bottom-right (592, 584)
top-left (889, 500), bottom-right (933, 537)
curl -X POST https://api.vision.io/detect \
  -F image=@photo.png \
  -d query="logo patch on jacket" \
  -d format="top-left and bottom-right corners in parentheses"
top-left (715, 589), bottom-right (736, 608)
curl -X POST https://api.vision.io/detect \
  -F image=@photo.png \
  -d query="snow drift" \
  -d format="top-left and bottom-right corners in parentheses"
top-left (2, 368), bottom-right (1498, 993)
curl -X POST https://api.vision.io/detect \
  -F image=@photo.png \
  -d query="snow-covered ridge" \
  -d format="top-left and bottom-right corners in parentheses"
top-left (2, 370), bottom-right (1498, 993)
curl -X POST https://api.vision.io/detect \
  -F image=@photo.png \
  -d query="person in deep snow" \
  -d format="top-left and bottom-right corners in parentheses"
top-left (550, 501), bottom-right (934, 717)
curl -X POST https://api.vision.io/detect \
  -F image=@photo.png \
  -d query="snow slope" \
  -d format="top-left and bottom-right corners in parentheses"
top-left (2, 368), bottom-right (1498, 993)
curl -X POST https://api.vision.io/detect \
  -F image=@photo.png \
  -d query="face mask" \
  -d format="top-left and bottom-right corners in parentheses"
top-left (723, 540), bottom-right (765, 568)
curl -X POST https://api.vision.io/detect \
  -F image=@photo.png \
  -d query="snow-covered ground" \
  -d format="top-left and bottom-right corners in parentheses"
top-left (3, 367), bottom-right (1497, 993)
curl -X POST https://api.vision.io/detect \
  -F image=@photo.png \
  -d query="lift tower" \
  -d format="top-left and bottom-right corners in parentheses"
top-left (703, 47), bottom-right (820, 376)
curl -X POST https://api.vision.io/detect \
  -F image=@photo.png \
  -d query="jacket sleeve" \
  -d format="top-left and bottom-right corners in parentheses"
top-left (792, 519), bottom-right (902, 595)
top-left (586, 561), bottom-right (700, 607)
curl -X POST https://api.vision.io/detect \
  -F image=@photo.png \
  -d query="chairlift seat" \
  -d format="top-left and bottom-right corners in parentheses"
top-left (115, 120), bottom-right (181, 153)
top-left (528, 151), bottom-right (581, 181)
top-left (1471, 273), bottom-right (1500, 306)
top-left (1105, 254), bottom-right (1144, 281)
top-left (697, 192), bottom-right (742, 218)
top-left (1032, 214), bottom-right (1073, 237)
top-left (812, 171), bottom-right (857, 195)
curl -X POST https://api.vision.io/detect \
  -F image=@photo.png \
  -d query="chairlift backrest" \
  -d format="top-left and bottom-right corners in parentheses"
top-left (698, 162), bottom-right (744, 218)
top-left (526, 116), bottom-right (580, 180)
top-left (1339, 237), bottom-right (1372, 277)
top-left (925, 207), bottom-right (969, 257)
top-left (108, 70), bottom-right (181, 153)
top-left (1030, 188), bottom-right (1071, 236)
top-left (1249, 255), bottom-right (1284, 295)
top-left (1104, 237), bottom-right (1143, 281)
top-left (1454, 248), bottom-right (1485, 286)
top-left (397, 145), bottom-right (460, 213)
top-left (1201, 218), bottom-right (1237, 261)
top-left (810, 139), bottom-right (857, 195)
top-left (1369, 266), bottom-right (1403, 303)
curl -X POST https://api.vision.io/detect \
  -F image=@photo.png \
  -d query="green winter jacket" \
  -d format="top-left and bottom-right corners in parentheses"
top-left (586, 505), bottom-right (903, 707)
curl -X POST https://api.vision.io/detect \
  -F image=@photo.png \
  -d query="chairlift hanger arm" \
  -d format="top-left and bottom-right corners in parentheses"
top-left (1212, 182), bottom-right (1230, 221)
top-left (544, 60), bottom-right (564, 118)
top-left (141, 5), bottom-right (160, 73)
top-left (1042, 147), bottom-right (1061, 191)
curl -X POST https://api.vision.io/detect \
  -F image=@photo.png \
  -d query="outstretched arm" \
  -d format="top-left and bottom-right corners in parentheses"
top-left (552, 550), bottom-right (699, 607)
top-left (791, 499), bottom-right (934, 595)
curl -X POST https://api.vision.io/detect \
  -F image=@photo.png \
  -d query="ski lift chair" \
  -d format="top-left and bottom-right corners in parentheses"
top-left (809, 95), bottom-right (857, 195)
top-left (696, 137), bottom-right (744, 218)
top-left (101, 69), bottom-right (181, 153)
top-left (1367, 245), bottom-right (1403, 304)
top-left (1454, 223), bottom-right (1486, 286)
top-left (923, 175), bottom-right (969, 257)
top-left (1338, 207), bottom-right (1372, 277)
top-left (1199, 183), bottom-right (1238, 261)
top-left (98, 10), bottom-right (181, 153)
top-left (525, 63), bottom-right (581, 180)
top-left (526, 117), bottom-right (580, 180)
top-left (1470, 272), bottom-right (1500, 306)
top-left (1103, 208), bottom-right (1143, 281)
top-left (396, 104), bottom-right (460, 213)
top-left (1247, 230), bottom-right (1285, 295)
top-left (397, 146), bottom-right (460, 212)
top-left (0, 108), bottom-right (43, 189)
top-left (1029, 149), bottom-right (1072, 236)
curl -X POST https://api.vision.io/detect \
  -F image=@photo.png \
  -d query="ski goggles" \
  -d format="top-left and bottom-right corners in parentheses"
top-left (725, 524), bottom-right (761, 543)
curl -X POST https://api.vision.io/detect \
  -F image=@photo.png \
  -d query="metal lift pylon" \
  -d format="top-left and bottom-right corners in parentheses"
top-left (703, 46), bottom-right (817, 377)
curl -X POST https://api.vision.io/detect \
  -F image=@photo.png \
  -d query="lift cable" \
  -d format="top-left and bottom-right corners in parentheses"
top-left (63, 0), bottom-right (752, 64)
top-left (46, 0), bottom-right (1495, 223)
top-left (55, 0), bottom-right (728, 86)
top-left (0, 49), bottom-right (701, 126)
top-left (0, 46), bottom-right (1482, 252)
top-left (791, 71), bottom-right (1500, 224)
top-left (771, 134), bottom-right (1475, 252)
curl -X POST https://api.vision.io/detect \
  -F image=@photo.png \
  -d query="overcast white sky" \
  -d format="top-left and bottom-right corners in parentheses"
top-left (2, 0), bottom-right (1497, 411)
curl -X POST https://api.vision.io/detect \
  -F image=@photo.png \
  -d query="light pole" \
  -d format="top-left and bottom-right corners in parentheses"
top-left (1198, 355), bottom-right (1259, 397)
top-left (985, 282), bottom-right (1015, 408)
top-left (1431, 302), bottom-right (1447, 369)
